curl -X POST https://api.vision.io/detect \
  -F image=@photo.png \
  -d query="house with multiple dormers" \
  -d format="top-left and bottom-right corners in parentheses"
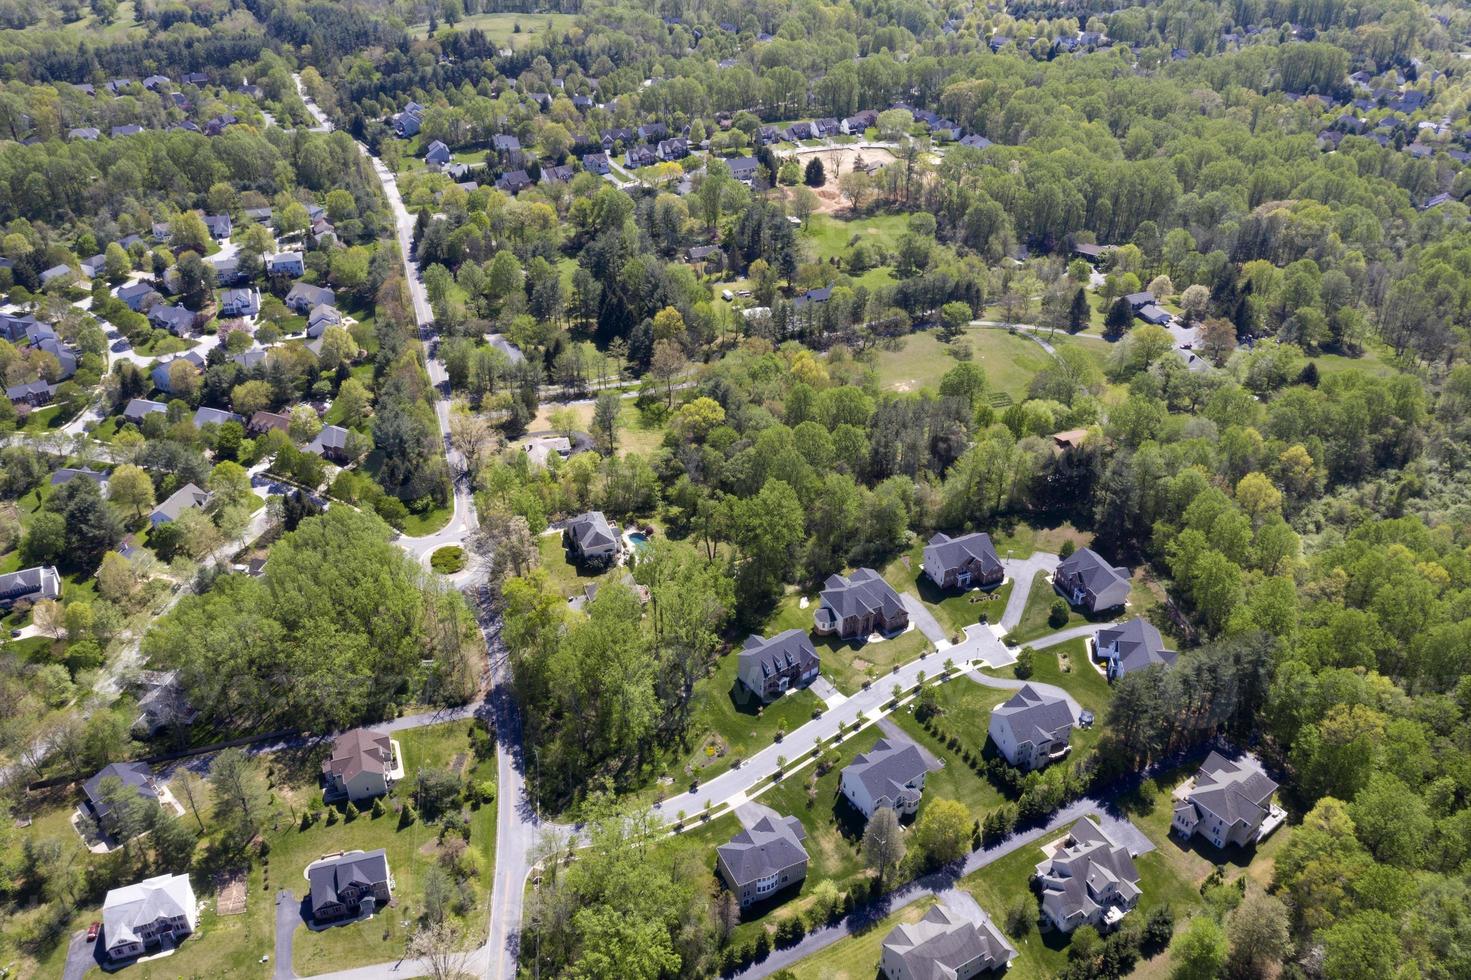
top-left (815, 568), bottom-right (908, 640)
top-left (102, 873), bottom-right (197, 961)
top-left (308, 849), bottom-right (393, 922)
top-left (839, 736), bottom-right (933, 821)
top-left (736, 629), bottom-right (820, 702)
top-left (1172, 752), bottom-right (1284, 848)
top-left (0, 565), bottom-right (60, 607)
top-left (1053, 548), bottom-right (1130, 613)
top-left (988, 684), bottom-right (1074, 771)
top-left (1095, 617), bottom-right (1176, 681)
top-left (716, 813), bottom-right (808, 908)
top-left (1035, 817), bottom-right (1141, 933)
top-left (922, 531), bottom-right (1003, 591)
top-left (880, 904), bottom-right (1016, 980)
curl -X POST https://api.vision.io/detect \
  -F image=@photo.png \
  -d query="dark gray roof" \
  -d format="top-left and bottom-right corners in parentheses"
top-left (739, 630), bottom-right (819, 681)
top-left (1123, 291), bottom-right (1155, 307)
top-left (151, 482), bottom-right (211, 523)
top-left (83, 762), bottom-right (158, 816)
top-left (923, 531), bottom-right (1001, 580)
top-left (51, 467), bottom-right (107, 486)
top-left (993, 685), bottom-right (1073, 747)
top-left (308, 849), bottom-right (390, 915)
top-left (193, 406), bottom-right (242, 428)
top-left (717, 814), bottom-right (807, 885)
top-left (286, 282), bottom-right (335, 309)
top-left (1187, 752), bottom-right (1278, 827)
top-left (819, 568), bottom-right (903, 622)
top-left (843, 736), bottom-right (932, 808)
top-left (307, 424), bottom-right (351, 455)
top-left (1038, 817), bottom-right (1140, 927)
top-left (1056, 548), bottom-right (1129, 597)
top-left (882, 904), bottom-right (1015, 978)
top-left (568, 511), bottom-right (616, 551)
top-left (1097, 617), bottom-right (1175, 677)
top-left (123, 398), bottom-right (168, 422)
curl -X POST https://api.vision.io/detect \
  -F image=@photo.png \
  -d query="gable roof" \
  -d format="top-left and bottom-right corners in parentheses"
top-left (923, 531), bottom-right (1001, 579)
top-left (1055, 547), bottom-right (1129, 595)
top-left (739, 630), bottom-right (819, 681)
top-left (1037, 817), bottom-right (1140, 928)
top-left (819, 568), bottom-right (903, 623)
top-left (322, 728), bottom-right (393, 782)
top-left (0, 564), bottom-right (60, 599)
top-left (83, 761), bottom-right (158, 815)
top-left (308, 849), bottom-right (390, 914)
top-left (193, 406), bottom-right (242, 428)
top-left (882, 904), bottom-right (1015, 978)
top-left (567, 511), bottom-right (617, 551)
top-left (103, 874), bottom-right (195, 948)
top-left (717, 814), bottom-right (807, 885)
top-left (843, 736), bottom-right (932, 808)
top-left (1185, 752), bottom-right (1278, 828)
top-left (993, 685), bottom-right (1073, 746)
top-left (151, 482), bottom-right (211, 522)
top-left (123, 398), bottom-right (168, 422)
top-left (307, 424), bottom-right (352, 456)
top-left (1096, 617), bottom-right (1176, 677)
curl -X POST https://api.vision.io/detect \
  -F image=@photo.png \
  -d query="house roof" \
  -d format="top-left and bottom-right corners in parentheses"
top-left (843, 736), bottom-right (932, 809)
top-left (5, 379), bottom-right (55, 401)
top-left (193, 406), bottom-right (242, 428)
top-left (1055, 548), bottom-right (1129, 596)
top-left (739, 630), bottom-right (819, 682)
top-left (248, 410), bottom-right (292, 433)
top-left (308, 849), bottom-right (390, 915)
top-left (1037, 817), bottom-right (1140, 928)
top-left (567, 511), bottom-right (617, 551)
top-left (993, 685), bottom-right (1073, 747)
top-left (151, 482), bottom-right (211, 522)
top-left (83, 761), bottom-right (158, 813)
top-left (1185, 752), bottom-right (1278, 828)
top-left (818, 568), bottom-right (903, 624)
top-left (51, 467), bottom-right (107, 486)
top-left (307, 424), bottom-right (351, 456)
top-left (0, 564), bottom-right (60, 598)
top-left (286, 282), bottom-right (335, 309)
top-left (923, 531), bottom-right (1001, 580)
top-left (882, 904), bottom-right (1015, 978)
top-left (103, 874), bottom-right (195, 949)
top-left (322, 729), bottom-right (393, 781)
top-left (717, 814), bottom-right (807, 885)
top-left (149, 305), bottom-right (195, 332)
top-left (123, 398), bottom-right (168, 422)
top-left (1097, 617), bottom-right (1176, 677)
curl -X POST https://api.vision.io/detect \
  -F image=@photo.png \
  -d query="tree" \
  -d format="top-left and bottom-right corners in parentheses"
top-left (548, 407), bottom-right (579, 442)
top-left (1198, 317), bottom-right (1237, 365)
top-left (1104, 297), bottom-right (1134, 340)
top-left (208, 461), bottom-right (253, 510)
top-left (1068, 288), bottom-right (1090, 333)
top-left (173, 769), bottom-right (208, 832)
top-left (289, 404), bottom-right (323, 443)
top-left (804, 158), bottom-right (826, 187)
top-left (231, 380), bottom-right (272, 416)
top-left (208, 748), bottom-right (270, 849)
top-left (862, 806), bottom-right (905, 885)
top-left (912, 798), bottom-right (971, 867)
top-left (649, 340), bottom-right (687, 408)
top-left (408, 921), bottom-right (472, 980)
top-left (334, 378), bottom-right (372, 429)
top-left (592, 392), bottom-right (622, 455)
top-left (1180, 284), bottom-right (1210, 322)
top-left (1226, 890), bottom-right (1290, 977)
top-left (108, 463), bottom-right (155, 520)
top-left (1170, 915), bottom-right (1227, 980)
top-left (32, 598), bottom-right (65, 639)
top-left (97, 551), bottom-right (138, 602)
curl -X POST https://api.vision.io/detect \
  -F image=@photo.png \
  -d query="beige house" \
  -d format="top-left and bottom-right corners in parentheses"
top-left (322, 729), bottom-right (402, 803)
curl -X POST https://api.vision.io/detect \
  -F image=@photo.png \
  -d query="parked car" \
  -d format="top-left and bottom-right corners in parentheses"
top-left (87, 921), bottom-right (101, 942)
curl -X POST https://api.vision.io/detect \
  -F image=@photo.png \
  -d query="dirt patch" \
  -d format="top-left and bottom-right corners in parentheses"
top-left (449, 751), bottom-right (468, 775)
top-left (851, 658), bottom-right (872, 672)
top-left (780, 146), bottom-right (897, 214)
top-left (213, 871), bottom-right (247, 915)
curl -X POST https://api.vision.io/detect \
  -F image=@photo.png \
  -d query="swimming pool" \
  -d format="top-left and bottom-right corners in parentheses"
top-left (628, 532), bottom-right (651, 551)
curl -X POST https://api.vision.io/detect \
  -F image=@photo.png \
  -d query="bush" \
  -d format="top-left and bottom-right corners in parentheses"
top-left (1004, 894), bottom-right (1034, 937)
top-left (1142, 905), bottom-right (1174, 952)
top-left (371, 797), bottom-right (386, 818)
top-left (1048, 598), bottom-right (1070, 628)
top-left (431, 545), bottom-right (467, 574)
top-left (1059, 540), bottom-right (1075, 559)
top-left (1014, 647), bottom-right (1034, 679)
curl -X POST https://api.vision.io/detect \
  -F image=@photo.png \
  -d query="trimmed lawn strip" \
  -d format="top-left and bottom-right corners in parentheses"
top-left (787, 898), bottom-right (937, 980)
top-left (1007, 571), bottom-right (1087, 644)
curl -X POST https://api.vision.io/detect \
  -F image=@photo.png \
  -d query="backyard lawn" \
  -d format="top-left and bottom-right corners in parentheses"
top-left (534, 532), bottom-right (617, 601)
top-left (528, 398), bottom-right (666, 457)
top-left (872, 327), bottom-right (1059, 402)
top-left (888, 688), bottom-right (1013, 814)
top-left (787, 898), bottom-right (938, 980)
top-left (982, 639), bottom-right (1112, 761)
top-left (1007, 571), bottom-right (1089, 644)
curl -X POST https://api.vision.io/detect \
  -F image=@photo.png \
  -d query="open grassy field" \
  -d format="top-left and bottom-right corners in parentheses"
top-left (872, 327), bottom-right (1059, 402)
top-left (1007, 571), bottom-right (1090, 644)
top-left (409, 10), bottom-right (578, 45)
top-left (528, 397), bottom-right (665, 457)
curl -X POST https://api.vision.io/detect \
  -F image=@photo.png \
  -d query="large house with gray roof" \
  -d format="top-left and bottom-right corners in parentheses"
top-left (988, 685), bottom-right (1074, 771)
top-left (716, 813), bottom-right (808, 907)
top-left (840, 736), bottom-right (933, 821)
top-left (737, 630), bottom-right (819, 702)
top-left (563, 510), bottom-right (621, 566)
top-left (149, 483), bottom-right (211, 527)
top-left (1172, 752), bottom-right (1282, 848)
top-left (1053, 548), bottom-right (1130, 613)
top-left (1035, 817), bottom-right (1140, 933)
top-left (879, 903), bottom-right (1015, 980)
top-left (922, 531), bottom-right (1004, 591)
top-left (308, 849), bottom-right (393, 922)
top-left (1095, 617), bottom-right (1176, 681)
top-left (815, 568), bottom-right (908, 639)
top-left (83, 761), bottom-right (161, 835)
top-left (102, 873), bottom-right (197, 961)
top-left (0, 565), bottom-right (60, 607)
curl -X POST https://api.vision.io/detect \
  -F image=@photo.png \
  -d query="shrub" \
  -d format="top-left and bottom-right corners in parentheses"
top-left (371, 797), bottom-right (386, 818)
top-left (430, 545), bottom-right (467, 574)
top-left (1059, 540), bottom-right (1076, 559)
top-left (1048, 598), bottom-right (1070, 628)
top-left (1014, 647), bottom-right (1034, 679)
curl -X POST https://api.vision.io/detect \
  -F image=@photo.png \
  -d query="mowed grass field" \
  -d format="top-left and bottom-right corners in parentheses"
top-left (409, 11), bottom-right (578, 44)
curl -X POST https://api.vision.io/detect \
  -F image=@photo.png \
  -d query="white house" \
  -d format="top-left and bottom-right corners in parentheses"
top-left (1035, 818), bottom-right (1140, 933)
top-left (988, 685), bottom-right (1074, 771)
top-left (102, 873), bottom-right (198, 960)
top-left (1172, 752), bottom-right (1283, 848)
top-left (880, 904), bottom-right (1015, 980)
top-left (839, 737), bottom-right (932, 821)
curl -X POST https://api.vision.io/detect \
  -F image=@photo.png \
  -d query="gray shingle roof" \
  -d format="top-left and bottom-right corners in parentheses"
top-left (923, 531), bottom-right (1002, 581)
top-left (843, 736), bottom-right (932, 809)
top-left (717, 814), bottom-right (807, 885)
top-left (819, 568), bottom-right (903, 621)
top-left (567, 511), bottom-right (617, 551)
top-left (993, 685), bottom-right (1073, 747)
top-left (1037, 817), bottom-right (1140, 928)
top-left (739, 629), bottom-right (819, 681)
top-left (308, 849), bottom-right (390, 915)
top-left (1097, 617), bottom-right (1176, 677)
top-left (1185, 752), bottom-right (1278, 827)
top-left (882, 904), bottom-right (1015, 978)
top-left (1055, 548), bottom-right (1130, 603)
top-left (83, 761), bottom-right (158, 818)
top-left (103, 874), bottom-right (194, 950)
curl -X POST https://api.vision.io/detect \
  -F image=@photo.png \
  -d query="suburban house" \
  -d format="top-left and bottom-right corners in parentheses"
top-left (563, 510), bottom-right (621, 566)
top-left (495, 169), bottom-right (533, 194)
top-left (922, 531), bottom-right (1004, 591)
top-left (539, 163), bottom-right (575, 184)
top-left (123, 398), bottom-right (168, 424)
top-left (424, 140), bottom-right (451, 166)
top-left (285, 282), bottom-right (335, 314)
top-left (814, 568), bottom-right (908, 639)
top-left (5, 379), bottom-right (55, 407)
top-left (306, 424), bottom-right (353, 463)
top-left (266, 252), bottom-right (306, 277)
top-left (988, 685), bottom-right (1074, 771)
top-left (492, 133), bottom-right (522, 153)
top-left (1053, 548), bottom-right (1131, 613)
top-left (841, 110), bottom-right (877, 134)
top-left (716, 813), bottom-right (808, 908)
top-left (1035, 817), bottom-right (1141, 933)
top-left (83, 761), bottom-right (161, 834)
top-left (879, 904), bottom-right (1016, 980)
top-left (102, 873), bottom-right (197, 961)
top-left (148, 304), bottom-right (196, 336)
top-left (219, 287), bottom-right (261, 319)
top-left (51, 467), bottom-right (107, 489)
top-left (736, 630), bottom-right (820, 702)
top-left (306, 303), bottom-right (342, 338)
top-left (193, 406), bottom-right (242, 429)
top-left (625, 145), bottom-right (656, 168)
top-left (308, 849), bottom-right (393, 922)
top-left (80, 253), bottom-right (107, 278)
top-left (839, 736), bottom-right (933, 821)
top-left (149, 483), bottom-right (212, 527)
top-left (726, 155), bottom-right (758, 183)
top-left (582, 152), bottom-right (610, 175)
top-left (150, 351), bottom-right (205, 394)
top-left (322, 728), bottom-right (401, 802)
top-left (132, 669), bottom-right (197, 735)
top-left (656, 137), bottom-right (689, 160)
top-left (202, 213), bottom-right (231, 239)
top-left (1136, 303), bottom-right (1172, 325)
top-left (1172, 752), bottom-right (1283, 848)
top-left (1095, 617), bottom-right (1176, 680)
top-left (248, 410), bottom-right (292, 435)
top-left (0, 565), bottom-right (60, 607)
top-left (391, 101), bottom-right (423, 137)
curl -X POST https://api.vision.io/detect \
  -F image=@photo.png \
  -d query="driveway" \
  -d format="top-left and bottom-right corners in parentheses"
top-left (274, 889), bottom-right (301, 980)
top-left (61, 928), bottom-right (98, 980)
top-left (998, 553), bottom-right (1060, 631)
top-left (876, 718), bottom-right (943, 773)
top-left (963, 665), bottom-right (1083, 720)
top-left (901, 592), bottom-right (947, 645)
top-left (734, 801), bottom-right (783, 831)
top-left (809, 675), bottom-right (846, 709)
top-left (1031, 623), bottom-right (1112, 650)
top-left (946, 623), bottom-right (1015, 669)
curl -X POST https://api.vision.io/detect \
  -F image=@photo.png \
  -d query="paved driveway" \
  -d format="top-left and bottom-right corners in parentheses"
top-left (877, 718), bottom-right (943, 773)
top-left (999, 553), bottom-right (1060, 631)
top-left (61, 929), bottom-right (98, 980)
top-left (901, 592), bottom-right (948, 645)
top-left (274, 889), bottom-right (301, 980)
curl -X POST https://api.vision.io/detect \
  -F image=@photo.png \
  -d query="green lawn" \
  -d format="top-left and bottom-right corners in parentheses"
top-left (888, 689), bottom-right (1012, 813)
top-left (535, 533), bottom-right (617, 601)
top-left (787, 898), bottom-right (938, 980)
top-left (872, 327), bottom-right (1058, 401)
top-left (803, 214), bottom-right (911, 263)
top-left (1007, 571), bottom-right (1088, 644)
top-left (396, 501), bottom-right (454, 536)
top-left (765, 594), bottom-right (932, 696)
top-left (983, 639), bottom-right (1112, 761)
top-left (409, 10), bottom-right (577, 44)
top-left (133, 331), bottom-right (194, 357)
top-left (879, 541), bottom-right (1013, 639)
